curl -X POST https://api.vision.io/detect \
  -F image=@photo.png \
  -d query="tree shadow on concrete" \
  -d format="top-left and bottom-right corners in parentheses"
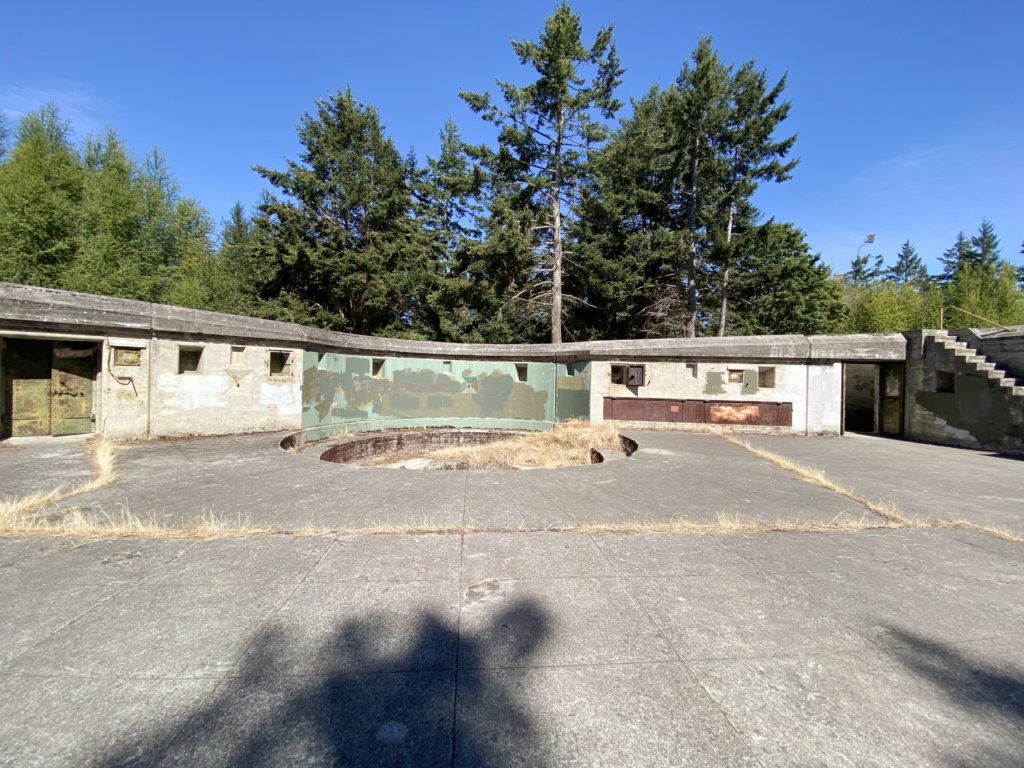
top-left (882, 626), bottom-right (1024, 768)
top-left (90, 599), bottom-right (550, 767)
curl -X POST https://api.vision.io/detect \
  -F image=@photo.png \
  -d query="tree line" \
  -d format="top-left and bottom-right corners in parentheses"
top-left (843, 220), bottom-right (1024, 332)
top-left (1, 4), bottom-right (1021, 341)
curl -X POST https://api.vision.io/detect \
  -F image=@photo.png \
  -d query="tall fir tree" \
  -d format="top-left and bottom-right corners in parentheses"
top-left (251, 88), bottom-right (429, 335)
top-left (885, 240), bottom-right (928, 285)
top-left (939, 231), bottom-right (972, 285)
top-left (461, 2), bottom-right (622, 343)
top-left (707, 55), bottom-right (797, 335)
top-left (968, 218), bottom-right (1001, 271)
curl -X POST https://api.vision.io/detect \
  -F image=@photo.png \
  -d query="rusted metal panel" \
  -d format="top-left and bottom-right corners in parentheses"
top-left (705, 401), bottom-right (793, 426)
top-left (604, 397), bottom-right (793, 427)
top-left (603, 397), bottom-right (684, 422)
top-left (51, 343), bottom-right (95, 436)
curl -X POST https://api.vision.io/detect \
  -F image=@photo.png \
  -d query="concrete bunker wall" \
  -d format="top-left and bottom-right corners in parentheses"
top-left (904, 330), bottom-right (1024, 453)
top-left (1, 283), bottom-right (917, 443)
top-left (590, 359), bottom-right (843, 435)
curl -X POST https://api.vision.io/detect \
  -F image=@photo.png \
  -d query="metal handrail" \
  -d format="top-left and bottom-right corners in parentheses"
top-left (938, 305), bottom-right (1012, 332)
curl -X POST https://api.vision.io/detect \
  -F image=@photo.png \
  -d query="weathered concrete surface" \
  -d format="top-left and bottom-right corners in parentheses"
top-left (0, 435), bottom-right (93, 499)
top-left (39, 430), bottom-right (876, 529)
top-left (742, 432), bottom-right (1024, 535)
top-left (0, 526), bottom-right (1021, 766)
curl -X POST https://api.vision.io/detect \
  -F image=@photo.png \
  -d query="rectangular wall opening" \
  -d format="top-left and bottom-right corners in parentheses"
top-left (270, 351), bottom-right (292, 376)
top-left (515, 363), bottom-right (528, 382)
top-left (372, 358), bottom-right (385, 378)
top-left (178, 347), bottom-right (203, 374)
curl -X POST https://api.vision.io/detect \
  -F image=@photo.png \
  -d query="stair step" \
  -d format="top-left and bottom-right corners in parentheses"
top-left (1013, 387), bottom-right (1024, 397)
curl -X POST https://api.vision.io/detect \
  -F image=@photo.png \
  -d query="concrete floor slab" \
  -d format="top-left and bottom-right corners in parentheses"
top-left (0, 537), bottom-right (195, 587)
top-left (628, 571), bottom-right (873, 660)
top-left (141, 535), bottom-right (333, 585)
top-left (307, 533), bottom-right (461, 584)
top-left (455, 662), bottom-right (762, 767)
top-left (769, 565), bottom-right (1024, 650)
top-left (462, 531), bottom-right (614, 583)
top-left (0, 436), bottom-right (93, 500)
top-left (0, 675), bottom-right (220, 768)
top-left (0, 583), bottom-right (122, 667)
top-left (692, 647), bottom-right (1024, 768)
top-left (232, 581), bottom-right (461, 676)
top-left (2, 428), bottom-right (1024, 766)
top-left (458, 577), bottom-right (676, 668)
top-left (590, 531), bottom-right (762, 577)
top-left (151, 671), bottom-right (456, 768)
top-left (743, 432), bottom-right (1024, 535)
top-left (7, 601), bottom-right (265, 678)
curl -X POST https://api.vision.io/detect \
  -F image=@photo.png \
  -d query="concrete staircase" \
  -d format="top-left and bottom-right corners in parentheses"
top-left (932, 330), bottom-right (1024, 399)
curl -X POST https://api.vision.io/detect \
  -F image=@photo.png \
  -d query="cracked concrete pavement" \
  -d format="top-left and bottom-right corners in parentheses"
top-left (0, 430), bottom-right (1022, 766)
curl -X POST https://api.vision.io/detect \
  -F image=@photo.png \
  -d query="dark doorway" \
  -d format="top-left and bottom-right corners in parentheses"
top-left (844, 363), bottom-right (877, 433)
top-left (1, 339), bottom-right (97, 438)
top-left (843, 362), bottom-right (904, 437)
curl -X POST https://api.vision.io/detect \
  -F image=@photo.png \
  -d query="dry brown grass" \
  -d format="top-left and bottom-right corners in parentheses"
top-left (0, 438), bottom-right (117, 525)
top-left (425, 420), bottom-right (624, 469)
top-left (714, 431), bottom-right (917, 526)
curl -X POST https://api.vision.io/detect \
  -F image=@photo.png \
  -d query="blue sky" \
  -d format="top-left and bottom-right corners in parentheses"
top-left (2, 0), bottom-right (1021, 275)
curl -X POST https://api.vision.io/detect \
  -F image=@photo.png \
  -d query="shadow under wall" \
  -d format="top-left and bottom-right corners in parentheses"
top-left (89, 600), bottom-right (550, 768)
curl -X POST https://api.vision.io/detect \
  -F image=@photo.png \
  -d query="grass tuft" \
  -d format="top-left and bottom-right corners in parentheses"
top-left (0, 438), bottom-right (117, 525)
top-left (714, 430), bottom-right (918, 526)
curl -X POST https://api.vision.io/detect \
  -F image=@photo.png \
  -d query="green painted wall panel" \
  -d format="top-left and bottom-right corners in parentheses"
top-left (302, 353), bottom-right (589, 431)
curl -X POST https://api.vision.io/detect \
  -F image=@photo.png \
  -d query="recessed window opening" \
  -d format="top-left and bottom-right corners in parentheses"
top-left (685, 363), bottom-right (698, 379)
top-left (270, 351), bottom-right (292, 376)
top-left (442, 360), bottom-right (453, 374)
top-left (936, 370), bottom-right (955, 393)
top-left (230, 346), bottom-right (246, 366)
top-left (612, 364), bottom-right (645, 386)
top-left (728, 369), bottom-right (744, 384)
top-left (758, 367), bottom-right (776, 388)
top-left (372, 358), bottom-right (385, 378)
top-left (178, 346), bottom-right (203, 374)
top-left (515, 363), bottom-right (528, 382)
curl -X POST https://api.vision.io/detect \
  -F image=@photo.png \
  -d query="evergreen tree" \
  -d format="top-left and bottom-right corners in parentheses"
top-left (727, 222), bottom-right (846, 335)
top-left (461, 2), bottom-right (622, 343)
top-left (939, 231), bottom-right (972, 285)
top-left (414, 120), bottom-right (487, 341)
top-left (251, 88), bottom-right (429, 335)
top-left (708, 56), bottom-right (797, 335)
top-left (662, 38), bottom-right (733, 337)
top-left (845, 252), bottom-right (884, 286)
top-left (967, 218), bottom-right (1001, 271)
top-left (885, 240), bottom-right (928, 285)
top-left (0, 105), bottom-right (83, 286)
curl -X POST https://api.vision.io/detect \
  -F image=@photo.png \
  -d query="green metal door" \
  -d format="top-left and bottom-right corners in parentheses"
top-left (50, 343), bottom-right (95, 436)
top-left (880, 363), bottom-right (903, 437)
top-left (5, 340), bottom-right (53, 436)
